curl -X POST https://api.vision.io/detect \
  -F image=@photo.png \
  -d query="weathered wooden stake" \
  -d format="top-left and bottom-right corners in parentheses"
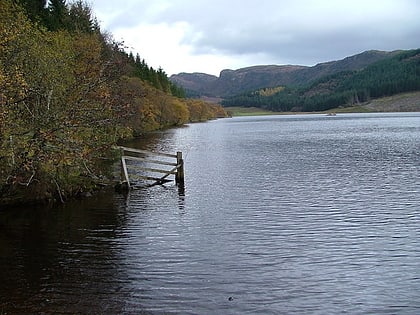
top-left (121, 156), bottom-right (131, 189)
top-left (176, 151), bottom-right (184, 185)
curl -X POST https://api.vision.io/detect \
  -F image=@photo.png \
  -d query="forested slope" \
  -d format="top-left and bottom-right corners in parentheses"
top-left (0, 0), bottom-right (226, 205)
top-left (171, 50), bottom-right (401, 98)
top-left (222, 49), bottom-right (420, 112)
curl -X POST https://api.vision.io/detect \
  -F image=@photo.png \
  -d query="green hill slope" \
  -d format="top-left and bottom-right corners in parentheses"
top-left (170, 50), bottom-right (401, 97)
top-left (222, 49), bottom-right (420, 112)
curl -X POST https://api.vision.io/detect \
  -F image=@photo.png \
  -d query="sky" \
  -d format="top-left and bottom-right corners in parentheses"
top-left (89, 0), bottom-right (420, 76)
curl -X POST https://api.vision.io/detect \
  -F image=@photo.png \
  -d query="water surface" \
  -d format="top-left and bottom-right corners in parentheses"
top-left (1, 113), bottom-right (419, 314)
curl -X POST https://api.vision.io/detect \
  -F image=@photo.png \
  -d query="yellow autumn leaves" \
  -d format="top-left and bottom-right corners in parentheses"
top-left (0, 0), bottom-right (226, 204)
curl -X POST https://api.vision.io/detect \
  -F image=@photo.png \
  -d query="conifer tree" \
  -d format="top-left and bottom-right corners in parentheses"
top-left (14, 0), bottom-right (47, 24)
top-left (68, 0), bottom-right (99, 33)
top-left (47, 0), bottom-right (68, 30)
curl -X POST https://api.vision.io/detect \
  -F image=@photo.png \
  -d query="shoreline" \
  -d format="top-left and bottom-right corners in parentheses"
top-left (2, 91), bottom-right (419, 208)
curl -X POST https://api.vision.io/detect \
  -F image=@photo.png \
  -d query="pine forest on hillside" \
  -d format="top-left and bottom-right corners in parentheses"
top-left (222, 49), bottom-right (420, 112)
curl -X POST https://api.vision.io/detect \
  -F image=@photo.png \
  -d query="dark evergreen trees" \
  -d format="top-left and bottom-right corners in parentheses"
top-left (13, 0), bottom-right (47, 24)
top-left (68, 0), bottom-right (99, 33)
top-left (222, 49), bottom-right (420, 112)
top-left (46, 0), bottom-right (67, 30)
top-left (127, 53), bottom-right (185, 98)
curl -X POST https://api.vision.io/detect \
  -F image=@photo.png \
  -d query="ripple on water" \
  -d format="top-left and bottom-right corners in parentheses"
top-left (1, 113), bottom-right (419, 314)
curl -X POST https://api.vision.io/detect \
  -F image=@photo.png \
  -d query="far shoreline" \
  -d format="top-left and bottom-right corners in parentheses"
top-left (224, 91), bottom-right (420, 117)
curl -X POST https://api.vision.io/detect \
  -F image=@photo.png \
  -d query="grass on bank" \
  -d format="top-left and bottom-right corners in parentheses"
top-left (224, 106), bottom-right (365, 116)
top-left (225, 107), bottom-right (285, 116)
top-left (225, 91), bottom-right (420, 116)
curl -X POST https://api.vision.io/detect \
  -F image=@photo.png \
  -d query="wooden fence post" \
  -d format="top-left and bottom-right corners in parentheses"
top-left (176, 151), bottom-right (184, 185)
top-left (121, 156), bottom-right (130, 189)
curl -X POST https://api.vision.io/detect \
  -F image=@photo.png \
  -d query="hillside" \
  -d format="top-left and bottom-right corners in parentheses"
top-left (222, 49), bottom-right (420, 112)
top-left (170, 50), bottom-right (401, 97)
top-left (360, 91), bottom-right (420, 112)
top-left (172, 72), bottom-right (218, 97)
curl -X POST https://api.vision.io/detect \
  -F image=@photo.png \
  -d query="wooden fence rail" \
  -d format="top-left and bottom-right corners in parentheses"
top-left (116, 146), bottom-right (184, 189)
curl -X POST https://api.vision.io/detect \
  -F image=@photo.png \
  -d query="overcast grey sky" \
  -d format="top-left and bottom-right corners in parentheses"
top-left (89, 0), bottom-right (420, 76)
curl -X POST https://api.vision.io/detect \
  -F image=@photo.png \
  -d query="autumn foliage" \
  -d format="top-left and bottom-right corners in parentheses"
top-left (0, 0), bottom-right (226, 205)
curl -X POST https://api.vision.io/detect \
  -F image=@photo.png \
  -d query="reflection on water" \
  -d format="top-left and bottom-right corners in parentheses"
top-left (1, 113), bottom-right (419, 314)
top-left (0, 191), bottom-right (126, 313)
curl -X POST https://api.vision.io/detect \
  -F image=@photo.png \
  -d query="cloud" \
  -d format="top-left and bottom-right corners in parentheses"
top-left (91, 0), bottom-right (420, 75)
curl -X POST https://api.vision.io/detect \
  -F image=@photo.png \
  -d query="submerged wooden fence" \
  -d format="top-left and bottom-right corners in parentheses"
top-left (116, 146), bottom-right (184, 189)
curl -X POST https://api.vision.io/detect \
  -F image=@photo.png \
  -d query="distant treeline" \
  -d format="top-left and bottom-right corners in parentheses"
top-left (0, 0), bottom-right (226, 205)
top-left (222, 49), bottom-right (420, 112)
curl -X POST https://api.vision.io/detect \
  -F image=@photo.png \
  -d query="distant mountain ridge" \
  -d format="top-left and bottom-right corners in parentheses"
top-left (170, 50), bottom-right (402, 98)
top-left (221, 49), bottom-right (420, 112)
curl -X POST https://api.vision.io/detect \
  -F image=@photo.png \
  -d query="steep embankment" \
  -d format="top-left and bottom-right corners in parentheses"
top-left (0, 0), bottom-right (227, 206)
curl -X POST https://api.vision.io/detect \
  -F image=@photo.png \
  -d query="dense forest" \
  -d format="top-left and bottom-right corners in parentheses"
top-left (222, 49), bottom-right (420, 112)
top-left (0, 0), bottom-right (227, 205)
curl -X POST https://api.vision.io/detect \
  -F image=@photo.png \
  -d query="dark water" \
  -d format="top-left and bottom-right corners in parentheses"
top-left (1, 113), bottom-right (419, 314)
